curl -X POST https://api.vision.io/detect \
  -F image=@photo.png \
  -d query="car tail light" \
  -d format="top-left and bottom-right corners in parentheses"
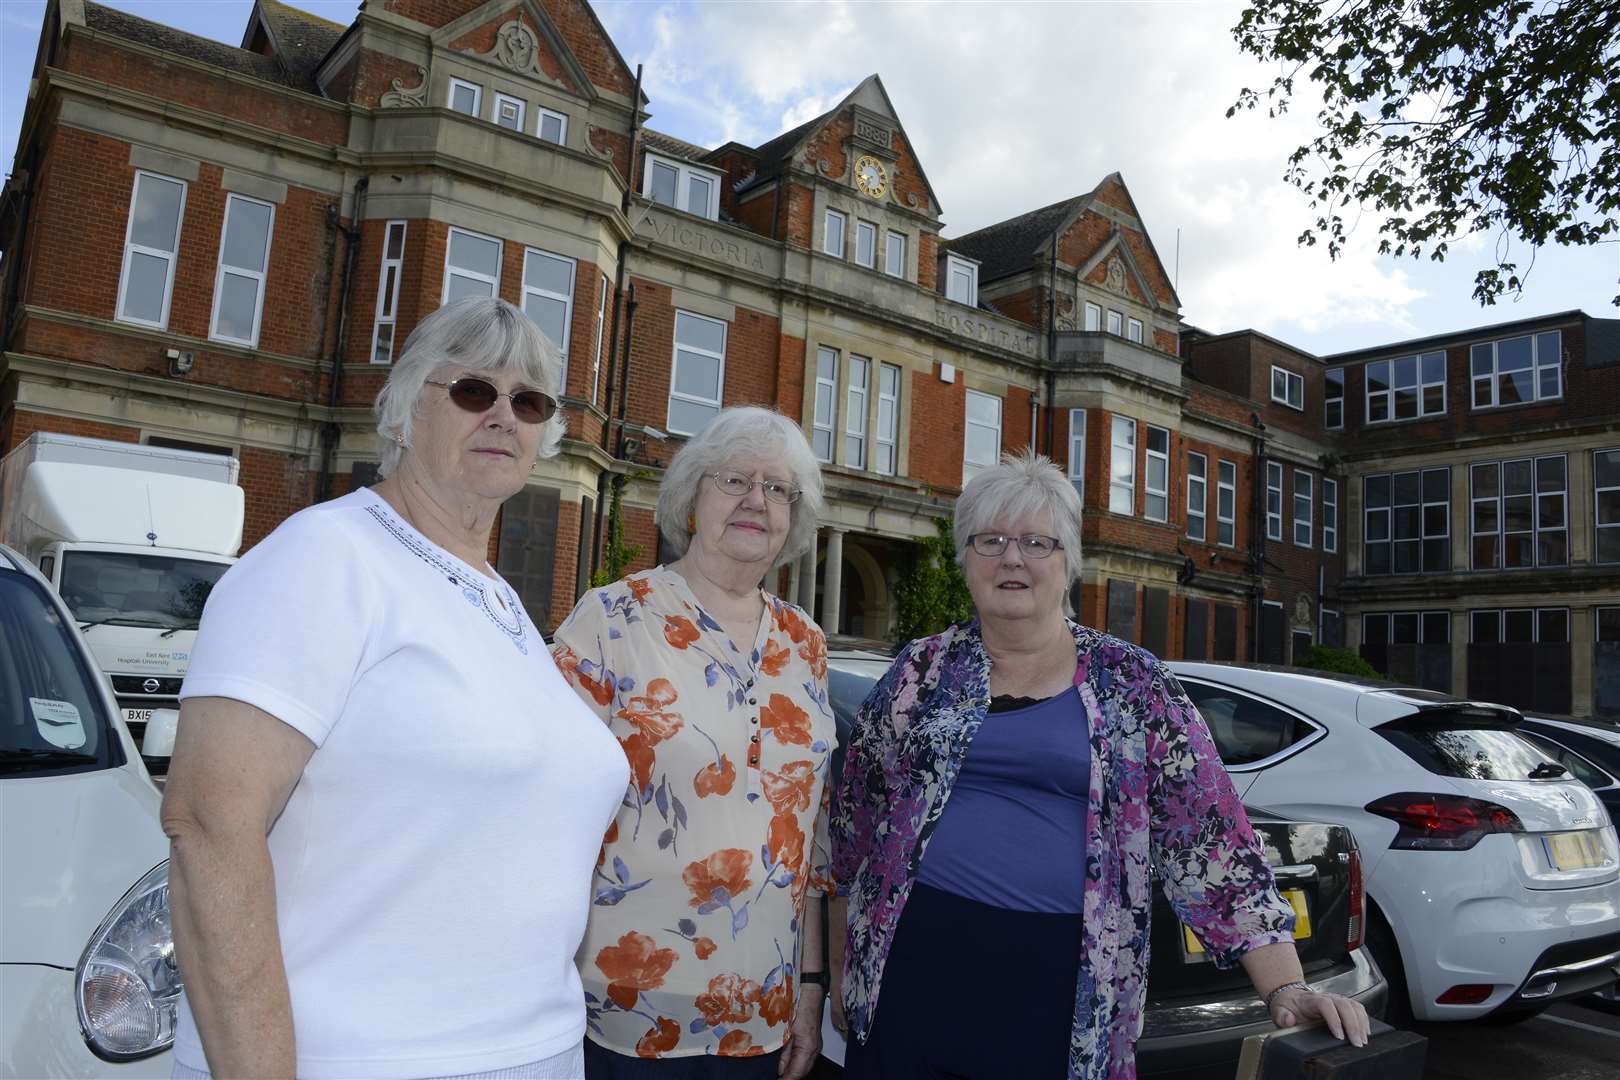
top-left (1436, 984), bottom-right (1493, 1005)
top-left (1345, 848), bottom-right (1364, 951)
top-left (1364, 792), bottom-right (1524, 851)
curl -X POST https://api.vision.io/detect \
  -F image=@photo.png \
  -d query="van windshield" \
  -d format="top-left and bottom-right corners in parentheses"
top-left (0, 570), bottom-right (117, 774)
top-left (60, 551), bottom-right (229, 629)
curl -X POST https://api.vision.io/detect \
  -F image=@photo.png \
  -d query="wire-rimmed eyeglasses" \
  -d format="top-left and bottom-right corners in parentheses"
top-left (710, 471), bottom-right (801, 505)
top-left (965, 533), bottom-right (1063, 559)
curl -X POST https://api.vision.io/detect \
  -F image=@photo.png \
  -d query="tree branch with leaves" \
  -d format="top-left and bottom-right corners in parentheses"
top-left (1230, 0), bottom-right (1619, 306)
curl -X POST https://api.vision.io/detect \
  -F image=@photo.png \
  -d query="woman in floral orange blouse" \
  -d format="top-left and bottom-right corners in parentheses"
top-left (552, 406), bottom-right (835, 1080)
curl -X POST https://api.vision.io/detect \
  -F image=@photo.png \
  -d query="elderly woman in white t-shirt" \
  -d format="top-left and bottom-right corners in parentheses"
top-left (162, 297), bottom-right (628, 1080)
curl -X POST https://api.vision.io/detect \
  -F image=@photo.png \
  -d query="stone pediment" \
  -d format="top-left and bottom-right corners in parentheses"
top-left (434, 0), bottom-right (596, 100)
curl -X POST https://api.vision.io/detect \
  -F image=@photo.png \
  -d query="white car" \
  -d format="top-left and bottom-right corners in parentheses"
top-left (1, 543), bottom-right (177, 1075)
top-left (1167, 662), bottom-right (1620, 1024)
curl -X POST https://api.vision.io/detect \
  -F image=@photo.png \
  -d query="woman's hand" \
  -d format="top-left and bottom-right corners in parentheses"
top-left (777, 984), bottom-right (825, 1079)
top-left (1268, 985), bottom-right (1371, 1046)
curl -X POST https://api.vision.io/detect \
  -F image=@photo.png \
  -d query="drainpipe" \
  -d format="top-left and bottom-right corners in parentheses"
top-left (591, 64), bottom-right (643, 580)
top-left (1044, 241), bottom-right (1058, 456)
top-left (316, 176), bottom-right (368, 503)
top-left (1249, 411), bottom-right (1267, 660)
top-left (0, 155), bottom-right (36, 354)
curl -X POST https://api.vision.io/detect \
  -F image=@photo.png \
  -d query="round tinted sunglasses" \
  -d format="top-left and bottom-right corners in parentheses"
top-left (425, 377), bottom-right (557, 424)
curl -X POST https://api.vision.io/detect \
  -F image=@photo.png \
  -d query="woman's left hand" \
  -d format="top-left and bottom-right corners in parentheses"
top-left (777, 983), bottom-right (825, 1079)
top-left (1268, 986), bottom-right (1371, 1047)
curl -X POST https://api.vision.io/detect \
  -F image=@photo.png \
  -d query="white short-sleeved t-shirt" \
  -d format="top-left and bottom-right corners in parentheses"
top-left (174, 488), bottom-right (628, 1080)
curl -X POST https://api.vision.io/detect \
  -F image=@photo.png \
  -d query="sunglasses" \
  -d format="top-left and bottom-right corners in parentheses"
top-left (425, 377), bottom-right (557, 424)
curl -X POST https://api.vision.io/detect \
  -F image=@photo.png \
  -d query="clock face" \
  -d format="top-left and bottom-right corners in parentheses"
top-left (855, 155), bottom-right (888, 198)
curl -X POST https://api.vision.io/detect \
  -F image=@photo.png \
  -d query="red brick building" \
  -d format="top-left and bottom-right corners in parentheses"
top-left (2, 1), bottom-right (1615, 715)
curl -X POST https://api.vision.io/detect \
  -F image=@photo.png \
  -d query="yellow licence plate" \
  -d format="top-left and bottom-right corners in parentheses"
top-left (1543, 831), bottom-right (1606, 871)
top-left (1183, 888), bottom-right (1311, 956)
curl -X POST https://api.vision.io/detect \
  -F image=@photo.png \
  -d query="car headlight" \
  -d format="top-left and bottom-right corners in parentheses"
top-left (75, 860), bottom-right (179, 1059)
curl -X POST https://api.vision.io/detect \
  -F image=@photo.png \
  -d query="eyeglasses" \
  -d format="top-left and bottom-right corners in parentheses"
top-left (966, 533), bottom-right (1064, 559)
top-left (425, 377), bottom-right (557, 424)
top-left (710, 471), bottom-right (801, 505)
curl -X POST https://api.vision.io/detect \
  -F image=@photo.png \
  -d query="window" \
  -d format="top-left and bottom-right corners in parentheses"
top-left (667, 311), bottom-right (726, 435)
top-left (1127, 318), bottom-right (1144, 344)
top-left (876, 363), bottom-right (900, 476)
top-left (1265, 462), bottom-right (1283, 540)
top-left (643, 154), bottom-right (720, 220)
top-left (1364, 467), bottom-right (1450, 574)
top-left (1365, 610), bottom-right (1452, 648)
top-left (369, 220), bottom-right (406, 364)
top-left (1322, 478), bottom-right (1338, 553)
top-left (1179, 679), bottom-right (1321, 767)
top-left (1324, 367), bottom-right (1345, 429)
top-left (945, 254), bottom-right (978, 306)
top-left (493, 92), bottom-right (525, 131)
top-left (1270, 366), bottom-right (1304, 410)
top-left (521, 247), bottom-right (575, 378)
top-left (1597, 448), bottom-right (1620, 564)
top-left (1186, 452), bottom-right (1207, 542)
top-left (1366, 352), bottom-right (1445, 422)
top-left (1106, 309), bottom-right (1123, 336)
top-left (448, 77), bottom-right (482, 117)
top-left (1362, 609), bottom-right (1452, 691)
top-left (1109, 416), bottom-right (1136, 515)
top-left (846, 355), bottom-right (869, 469)
top-left (591, 273), bottom-right (608, 405)
top-left (1470, 455), bottom-right (1567, 569)
top-left (209, 193), bottom-right (274, 347)
top-left (884, 230), bottom-right (906, 278)
top-left (855, 221), bottom-right (877, 269)
top-left (536, 107), bottom-right (567, 145)
top-left (963, 390), bottom-right (1001, 484)
top-left (1068, 409), bottom-right (1086, 499)
top-left (1472, 331), bottom-right (1562, 408)
top-left (812, 347), bottom-right (838, 463)
top-left (116, 170), bottom-right (186, 329)
top-left (1320, 607), bottom-right (1342, 648)
top-left (823, 209), bottom-right (846, 258)
top-left (1217, 460), bottom-right (1236, 546)
top-left (1472, 608), bottom-right (1568, 645)
top-left (1293, 470), bottom-right (1313, 547)
top-left (1144, 426), bottom-right (1169, 522)
top-left (1084, 302), bottom-right (1101, 332)
top-left (442, 226), bottom-right (501, 302)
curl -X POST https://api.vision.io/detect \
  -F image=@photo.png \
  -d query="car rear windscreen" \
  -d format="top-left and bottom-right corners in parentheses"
top-left (1378, 715), bottom-right (1558, 780)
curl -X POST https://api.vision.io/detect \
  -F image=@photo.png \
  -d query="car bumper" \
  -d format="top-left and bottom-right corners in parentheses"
top-left (1, 964), bottom-right (172, 1078)
top-left (1137, 949), bottom-right (1385, 1076)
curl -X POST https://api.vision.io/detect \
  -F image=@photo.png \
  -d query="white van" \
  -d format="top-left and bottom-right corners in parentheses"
top-left (0, 542), bottom-right (176, 1075)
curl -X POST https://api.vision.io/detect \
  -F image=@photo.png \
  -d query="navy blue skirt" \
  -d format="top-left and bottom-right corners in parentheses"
top-left (842, 883), bottom-right (1084, 1079)
top-left (583, 1038), bottom-right (783, 1079)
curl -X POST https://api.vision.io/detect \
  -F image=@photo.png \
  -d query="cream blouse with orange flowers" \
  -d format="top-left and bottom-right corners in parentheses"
top-left (551, 566), bottom-right (836, 1060)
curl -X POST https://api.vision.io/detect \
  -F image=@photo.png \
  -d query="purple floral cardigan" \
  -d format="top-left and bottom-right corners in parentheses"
top-left (830, 620), bottom-right (1296, 1079)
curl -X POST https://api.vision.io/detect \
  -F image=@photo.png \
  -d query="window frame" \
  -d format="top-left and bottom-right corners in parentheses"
top-left (1365, 351), bottom-right (1446, 423)
top-left (1109, 416), bottom-right (1136, 516)
top-left (962, 389), bottom-right (1002, 484)
top-left (1127, 317), bottom-right (1144, 344)
top-left (1364, 609), bottom-right (1453, 647)
top-left (1364, 467), bottom-right (1451, 575)
top-left (1324, 367), bottom-right (1345, 429)
top-left (855, 220), bottom-right (878, 269)
top-left (441, 225), bottom-right (503, 303)
top-left (812, 346), bottom-right (839, 464)
top-left (1270, 366), bottom-right (1305, 411)
top-left (535, 106), bottom-right (568, 145)
top-left (447, 77), bottom-right (482, 117)
top-left (884, 229), bottom-right (906, 279)
top-left (590, 272), bottom-right (608, 405)
top-left (1293, 469), bottom-right (1313, 548)
top-left (823, 208), bottom-right (846, 258)
top-left (1265, 461), bottom-right (1284, 541)
top-left (1175, 676), bottom-right (1329, 773)
top-left (1322, 477), bottom-right (1338, 553)
top-left (369, 220), bottom-right (407, 364)
top-left (520, 246), bottom-right (576, 382)
top-left (1068, 408), bottom-right (1087, 500)
top-left (208, 191), bottom-right (276, 348)
top-left (1186, 451), bottom-right (1208, 542)
top-left (1217, 460), bottom-right (1237, 547)
top-left (1106, 309), bottom-right (1123, 336)
top-left (642, 152), bottom-right (722, 220)
top-left (845, 354), bottom-right (870, 470)
top-left (944, 254), bottom-right (978, 306)
top-left (875, 362), bottom-right (900, 476)
top-left (667, 310), bottom-right (728, 437)
top-left (1084, 302), bottom-right (1101, 332)
top-left (1471, 331), bottom-right (1563, 409)
top-left (1144, 425), bottom-right (1170, 523)
top-left (1471, 607), bottom-right (1569, 644)
top-left (115, 169), bottom-right (188, 330)
top-left (1469, 454), bottom-right (1567, 570)
top-left (1597, 448), bottom-right (1620, 565)
top-left (493, 92), bottom-right (526, 131)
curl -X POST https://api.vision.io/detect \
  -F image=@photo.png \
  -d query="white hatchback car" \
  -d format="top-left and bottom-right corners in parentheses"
top-left (1, 543), bottom-right (177, 1074)
top-left (1168, 662), bottom-right (1620, 1024)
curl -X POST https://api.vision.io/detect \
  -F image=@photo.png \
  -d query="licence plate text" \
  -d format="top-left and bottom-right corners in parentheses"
top-left (1543, 831), bottom-right (1606, 871)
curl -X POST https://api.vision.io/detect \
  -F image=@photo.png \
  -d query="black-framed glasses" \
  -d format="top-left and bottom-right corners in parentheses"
top-left (425, 377), bottom-right (557, 424)
top-left (711, 471), bottom-right (801, 505)
top-left (966, 533), bottom-right (1063, 559)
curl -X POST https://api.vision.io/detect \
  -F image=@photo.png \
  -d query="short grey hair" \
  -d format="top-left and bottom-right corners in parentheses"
top-left (954, 449), bottom-right (1084, 586)
top-left (374, 297), bottom-right (565, 477)
top-left (657, 406), bottom-right (824, 568)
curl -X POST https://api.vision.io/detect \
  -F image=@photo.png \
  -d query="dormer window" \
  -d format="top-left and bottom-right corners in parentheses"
top-left (944, 253), bottom-right (978, 306)
top-left (644, 153), bottom-right (720, 221)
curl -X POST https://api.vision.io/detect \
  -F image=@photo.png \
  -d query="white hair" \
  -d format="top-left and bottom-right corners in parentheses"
top-left (953, 449), bottom-right (1084, 587)
top-left (373, 297), bottom-right (565, 477)
top-left (656, 406), bottom-right (824, 567)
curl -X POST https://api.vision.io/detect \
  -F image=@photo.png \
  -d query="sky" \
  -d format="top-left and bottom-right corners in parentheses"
top-left (1, 0), bottom-right (1614, 356)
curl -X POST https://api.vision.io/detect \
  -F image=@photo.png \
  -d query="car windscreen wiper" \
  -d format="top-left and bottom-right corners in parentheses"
top-left (159, 621), bottom-right (200, 639)
top-left (0, 747), bottom-right (100, 771)
top-left (77, 616), bottom-right (153, 632)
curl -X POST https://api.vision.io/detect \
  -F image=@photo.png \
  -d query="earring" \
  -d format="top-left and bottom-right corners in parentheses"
top-left (687, 512), bottom-right (697, 534)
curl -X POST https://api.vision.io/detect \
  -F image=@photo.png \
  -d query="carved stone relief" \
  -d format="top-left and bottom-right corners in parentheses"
top-left (1105, 255), bottom-right (1127, 295)
top-left (473, 20), bottom-right (545, 78)
top-left (379, 66), bottom-right (428, 108)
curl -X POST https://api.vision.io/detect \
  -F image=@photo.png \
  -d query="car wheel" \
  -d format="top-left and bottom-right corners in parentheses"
top-left (1365, 903), bottom-right (1413, 1027)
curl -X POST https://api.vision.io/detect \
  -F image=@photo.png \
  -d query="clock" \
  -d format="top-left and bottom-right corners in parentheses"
top-left (854, 155), bottom-right (888, 199)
